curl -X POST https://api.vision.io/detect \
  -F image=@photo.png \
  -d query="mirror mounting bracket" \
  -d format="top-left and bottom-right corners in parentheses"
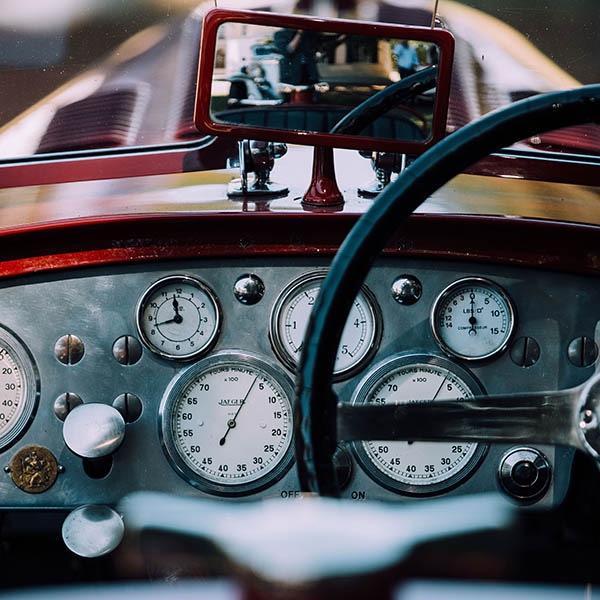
top-left (358, 151), bottom-right (408, 198)
top-left (227, 139), bottom-right (289, 198)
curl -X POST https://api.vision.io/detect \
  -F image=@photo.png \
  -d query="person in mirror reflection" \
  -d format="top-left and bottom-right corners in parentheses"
top-left (274, 29), bottom-right (320, 86)
top-left (393, 40), bottom-right (420, 79)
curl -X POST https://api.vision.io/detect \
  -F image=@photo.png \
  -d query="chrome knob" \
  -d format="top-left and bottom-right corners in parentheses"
top-left (498, 447), bottom-right (551, 502)
top-left (62, 505), bottom-right (124, 557)
top-left (63, 404), bottom-right (125, 458)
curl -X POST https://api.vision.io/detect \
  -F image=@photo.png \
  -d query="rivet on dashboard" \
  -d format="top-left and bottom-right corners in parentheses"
top-left (54, 334), bottom-right (85, 365)
top-left (112, 335), bottom-right (143, 365)
top-left (234, 274), bottom-right (265, 305)
top-left (9, 446), bottom-right (59, 494)
top-left (391, 275), bottom-right (422, 305)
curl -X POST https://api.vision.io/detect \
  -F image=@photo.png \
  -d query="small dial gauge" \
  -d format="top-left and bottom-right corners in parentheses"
top-left (270, 271), bottom-right (380, 378)
top-left (352, 354), bottom-right (486, 496)
top-left (431, 277), bottom-right (516, 361)
top-left (137, 275), bottom-right (221, 360)
top-left (159, 352), bottom-right (294, 496)
top-left (0, 326), bottom-right (39, 452)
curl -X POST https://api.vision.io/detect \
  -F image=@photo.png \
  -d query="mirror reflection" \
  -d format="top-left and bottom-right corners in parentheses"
top-left (209, 23), bottom-right (442, 142)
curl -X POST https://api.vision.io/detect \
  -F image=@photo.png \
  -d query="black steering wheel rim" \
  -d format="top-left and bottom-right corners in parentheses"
top-left (294, 84), bottom-right (600, 497)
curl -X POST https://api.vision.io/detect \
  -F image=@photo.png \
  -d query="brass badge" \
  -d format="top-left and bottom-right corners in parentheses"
top-left (9, 446), bottom-right (59, 494)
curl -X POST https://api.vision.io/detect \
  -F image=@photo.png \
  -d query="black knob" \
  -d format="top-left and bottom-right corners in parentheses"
top-left (498, 447), bottom-right (551, 502)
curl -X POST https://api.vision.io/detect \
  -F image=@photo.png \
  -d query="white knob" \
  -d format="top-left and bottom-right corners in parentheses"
top-left (63, 403), bottom-right (125, 458)
top-left (62, 505), bottom-right (124, 557)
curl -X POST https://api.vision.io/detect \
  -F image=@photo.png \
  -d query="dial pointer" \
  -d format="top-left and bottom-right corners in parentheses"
top-left (219, 376), bottom-right (259, 446)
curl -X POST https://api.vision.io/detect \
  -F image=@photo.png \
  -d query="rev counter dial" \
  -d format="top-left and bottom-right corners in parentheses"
top-left (352, 354), bottom-right (486, 496)
top-left (137, 275), bottom-right (221, 360)
top-left (270, 271), bottom-right (381, 379)
top-left (0, 326), bottom-right (39, 452)
top-left (431, 277), bottom-right (516, 361)
top-left (159, 352), bottom-right (294, 496)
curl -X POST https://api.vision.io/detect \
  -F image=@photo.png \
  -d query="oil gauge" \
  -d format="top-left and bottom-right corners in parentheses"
top-left (431, 277), bottom-right (516, 361)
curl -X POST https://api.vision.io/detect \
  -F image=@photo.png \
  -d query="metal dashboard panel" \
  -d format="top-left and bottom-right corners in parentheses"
top-left (0, 255), bottom-right (590, 508)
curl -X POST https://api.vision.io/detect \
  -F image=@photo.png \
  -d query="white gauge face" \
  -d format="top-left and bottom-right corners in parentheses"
top-left (431, 277), bottom-right (516, 360)
top-left (353, 355), bottom-right (485, 495)
top-left (0, 328), bottom-right (39, 451)
top-left (160, 353), bottom-right (294, 495)
top-left (270, 272), bottom-right (379, 377)
top-left (137, 275), bottom-right (221, 360)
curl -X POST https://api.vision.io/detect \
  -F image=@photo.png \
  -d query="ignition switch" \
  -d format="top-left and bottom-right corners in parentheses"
top-left (498, 447), bottom-right (551, 502)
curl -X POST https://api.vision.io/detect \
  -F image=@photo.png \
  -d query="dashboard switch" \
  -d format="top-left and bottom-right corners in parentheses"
top-left (498, 447), bottom-right (551, 502)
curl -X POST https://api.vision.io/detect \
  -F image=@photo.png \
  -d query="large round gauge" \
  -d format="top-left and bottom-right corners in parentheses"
top-left (270, 271), bottom-right (381, 378)
top-left (0, 326), bottom-right (39, 452)
top-left (431, 277), bottom-right (516, 361)
top-left (159, 351), bottom-right (294, 496)
top-left (137, 275), bottom-right (221, 360)
top-left (352, 354), bottom-right (486, 496)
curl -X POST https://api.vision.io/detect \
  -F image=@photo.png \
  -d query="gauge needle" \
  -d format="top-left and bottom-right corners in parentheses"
top-left (155, 295), bottom-right (184, 326)
top-left (431, 374), bottom-right (449, 401)
top-left (219, 376), bottom-right (259, 446)
top-left (468, 297), bottom-right (477, 335)
top-left (172, 296), bottom-right (183, 324)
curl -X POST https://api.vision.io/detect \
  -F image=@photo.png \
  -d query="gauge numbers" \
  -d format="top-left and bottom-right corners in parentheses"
top-left (432, 277), bottom-right (516, 361)
top-left (137, 275), bottom-right (221, 360)
top-left (160, 352), bottom-right (294, 496)
top-left (353, 354), bottom-right (486, 496)
top-left (0, 327), bottom-right (39, 451)
top-left (270, 271), bottom-right (380, 378)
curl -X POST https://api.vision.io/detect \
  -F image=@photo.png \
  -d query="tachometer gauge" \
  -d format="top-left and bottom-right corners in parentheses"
top-left (431, 277), bottom-right (516, 361)
top-left (352, 354), bottom-right (486, 496)
top-left (0, 326), bottom-right (39, 452)
top-left (159, 351), bottom-right (294, 496)
top-left (137, 275), bottom-right (221, 360)
top-left (270, 271), bottom-right (380, 378)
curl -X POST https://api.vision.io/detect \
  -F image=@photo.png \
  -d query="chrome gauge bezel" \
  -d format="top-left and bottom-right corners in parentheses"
top-left (159, 351), bottom-right (295, 496)
top-left (351, 353), bottom-right (487, 496)
top-left (136, 275), bottom-right (221, 361)
top-left (269, 270), bottom-right (381, 379)
top-left (431, 277), bottom-right (516, 361)
top-left (0, 326), bottom-right (40, 452)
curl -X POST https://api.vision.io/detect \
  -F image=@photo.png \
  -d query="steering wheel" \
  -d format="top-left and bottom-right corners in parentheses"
top-left (330, 66), bottom-right (436, 138)
top-left (295, 84), bottom-right (600, 496)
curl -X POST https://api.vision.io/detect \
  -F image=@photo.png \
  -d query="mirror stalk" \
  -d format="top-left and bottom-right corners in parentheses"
top-left (302, 146), bottom-right (344, 207)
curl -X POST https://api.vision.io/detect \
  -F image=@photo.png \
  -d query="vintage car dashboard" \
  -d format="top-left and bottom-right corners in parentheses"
top-left (0, 213), bottom-right (596, 512)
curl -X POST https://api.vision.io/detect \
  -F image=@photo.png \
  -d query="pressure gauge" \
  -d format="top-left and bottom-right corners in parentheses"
top-left (159, 351), bottom-right (294, 496)
top-left (270, 271), bottom-right (381, 378)
top-left (0, 326), bottom-right (39, 452)
top-left (352, 354), bottom-right (486, 496)
top-left (431, 277), bottom-right (516, 361)
top-left (137, 275), bottom-right (221, 360)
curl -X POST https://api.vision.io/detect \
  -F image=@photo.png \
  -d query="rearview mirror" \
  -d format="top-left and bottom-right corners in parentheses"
top-left (195, 9), bottom-right (455, 154)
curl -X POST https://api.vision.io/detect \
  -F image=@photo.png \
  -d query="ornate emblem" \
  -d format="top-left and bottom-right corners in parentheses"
top-left (9, 446), bottom-right (59, 494)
